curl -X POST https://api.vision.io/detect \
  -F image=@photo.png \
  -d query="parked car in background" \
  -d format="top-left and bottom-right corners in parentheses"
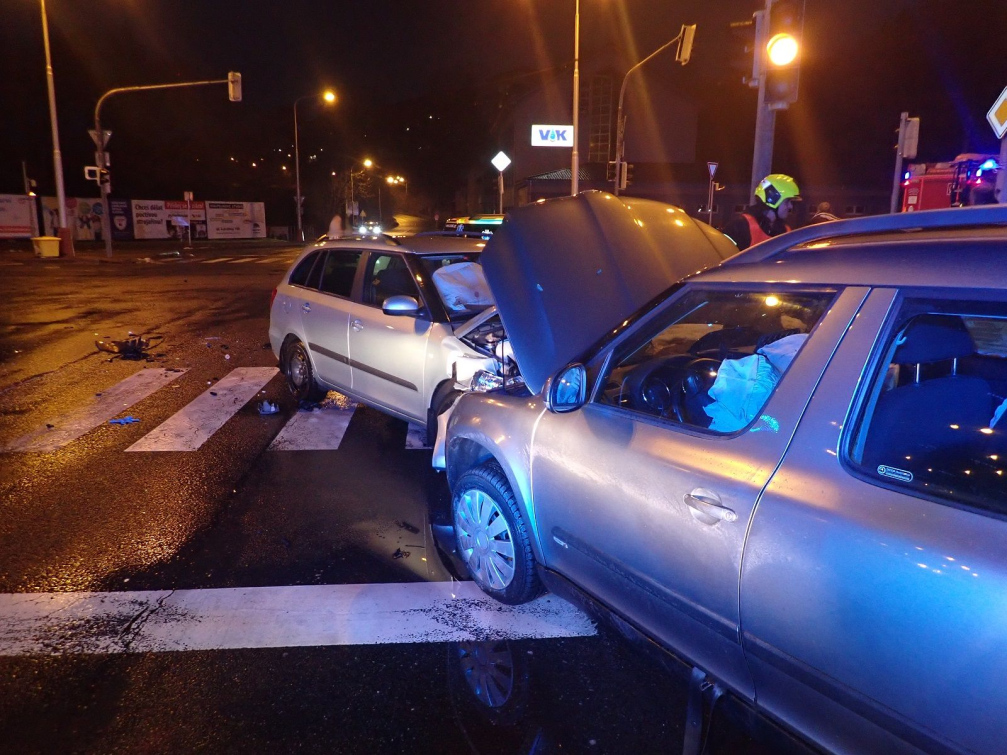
top-left (268, 232), bottom-right (501, 440)
top-left (442, 197), bottom-right (1007, 755)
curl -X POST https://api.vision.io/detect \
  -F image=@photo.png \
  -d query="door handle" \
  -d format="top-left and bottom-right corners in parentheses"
top-left (302, 302), bottom-right (311, 313)
top-left (351, 319), bottom-right (364, 332)
top-left (684, 489), bottom-right (737, 523)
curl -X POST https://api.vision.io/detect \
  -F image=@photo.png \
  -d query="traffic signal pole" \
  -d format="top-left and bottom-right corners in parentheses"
top-left (749, 5), bottom-right (771, 199)
top-left (92, 75), bottom-right (240, 257)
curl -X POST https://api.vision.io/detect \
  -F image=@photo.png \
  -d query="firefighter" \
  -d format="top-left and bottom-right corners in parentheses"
top-left (723, 174), bottom-right (801, 251)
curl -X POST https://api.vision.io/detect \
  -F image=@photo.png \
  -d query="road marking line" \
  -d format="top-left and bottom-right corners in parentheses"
top-left (2, 368), bottom-right (189, 453)
top-left (202, 257), bottom-right (234, 264)
top-left (226, 257), bottom-right (253, 264)
top-left (127, 367), bottom-right (277, 452)
top-left (254, 257), bottom-right (283, 264)
top-left (0, 582), bottom-right (595, 655)
top-left (268, 403), bottom-right (357, 450)
top-left (405, 423), bottom-right (429, 449)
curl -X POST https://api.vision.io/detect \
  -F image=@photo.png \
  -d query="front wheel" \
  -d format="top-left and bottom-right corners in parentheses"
top-left (452, 462), bottom-right (542, 604)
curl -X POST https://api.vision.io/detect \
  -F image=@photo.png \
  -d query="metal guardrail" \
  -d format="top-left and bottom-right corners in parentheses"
top-left (724, 205), bottom-right (1007, 266)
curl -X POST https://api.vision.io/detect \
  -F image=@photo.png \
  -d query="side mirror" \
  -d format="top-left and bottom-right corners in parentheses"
top-left (382, 295), bottom-right (421, 316)
top-left (543, 363), bottom-right (587, 413)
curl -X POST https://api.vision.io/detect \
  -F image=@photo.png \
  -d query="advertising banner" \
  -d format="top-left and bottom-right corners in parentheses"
top-left (0, 195), bottom-right (38, 238)
top-left (164, 200), bottom-right (207, 240)
top-left (206, 201), bottom-right (266, 239)
top-left (109, 199), bottom-right (133, 241)
top-left (42, 197), bottom-right (104, 240)
top-left (130, 200), bottom-right (170, 239)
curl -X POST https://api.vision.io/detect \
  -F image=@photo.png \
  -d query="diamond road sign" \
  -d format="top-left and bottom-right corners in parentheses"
top-left (987, 85), bottom-right (1007, 139)
top-left (491, 151), bottom-right (512, 172)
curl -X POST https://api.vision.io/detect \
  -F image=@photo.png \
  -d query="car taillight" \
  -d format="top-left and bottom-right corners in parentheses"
top-left (270, 287), bottom-right (278, 309)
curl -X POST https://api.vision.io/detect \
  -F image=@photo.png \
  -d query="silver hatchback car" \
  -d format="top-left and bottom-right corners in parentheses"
top-left (269, 233), bottom-right (503, 439)
top-left (444, 195), bottom-right (1007, 755)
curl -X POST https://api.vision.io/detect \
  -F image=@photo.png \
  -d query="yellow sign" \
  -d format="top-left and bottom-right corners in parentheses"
top-left (987, 85), bottom-right (1007, 139)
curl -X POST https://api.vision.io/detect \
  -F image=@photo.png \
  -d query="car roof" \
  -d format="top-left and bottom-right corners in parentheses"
top-left (699, 206), bottom-right (1007, 291)
top-left (312, 233), bottom-right (487, 256)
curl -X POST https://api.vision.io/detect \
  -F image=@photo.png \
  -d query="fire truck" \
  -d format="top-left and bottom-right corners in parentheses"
top-left (900, 153), bottom-right (1001, 211)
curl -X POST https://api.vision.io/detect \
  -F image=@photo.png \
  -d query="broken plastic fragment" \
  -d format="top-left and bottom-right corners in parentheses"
top-left (258, 400), bottom-right (279, 415)
top-left (109, 416), bottom-right (140, 425)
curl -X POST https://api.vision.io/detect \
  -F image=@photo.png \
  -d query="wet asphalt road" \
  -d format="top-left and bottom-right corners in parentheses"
top-left (0, 240), bottom-right (816, 754)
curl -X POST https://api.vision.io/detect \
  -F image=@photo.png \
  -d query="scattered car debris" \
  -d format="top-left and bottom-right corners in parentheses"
top-left (157, 250), bottom-right (181, 258)
top-left (109, 416), bottom-right (140, 425)
top-left (396, 520), bottom-right (420, 534)
top-left (392, 548), bottom-right (411, 559)
top-left (46, 423), bottom-right (54, 429)
top-left (224, 354), bottom-right (231, 360)
top-left (95, 334), bottom-right (163, 361)
top-left (210, 391), bottom-right (218, 397)
top-left (258, 401), bottom-right (279, 415)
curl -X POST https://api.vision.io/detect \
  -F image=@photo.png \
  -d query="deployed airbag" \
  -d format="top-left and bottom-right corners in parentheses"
top-left (704, 334), bottom-right (807, 432)
top-left (433, 262), bottom-right (493, 311)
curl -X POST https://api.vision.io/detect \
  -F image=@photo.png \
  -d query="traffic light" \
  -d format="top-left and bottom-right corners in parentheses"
top-left (620, 163), bottom-right (635, 190)
top-left (228, 71), bottom-right (242, 102)
top-left (729, 16), bottom-right (760, 88)
top-left (764, 0), bottom-right (804, 109)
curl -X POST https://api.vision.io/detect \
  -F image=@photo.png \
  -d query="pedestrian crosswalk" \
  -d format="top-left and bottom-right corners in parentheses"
top-left (199, 255), bottom-right (296, 265)
top-left (2, 366), bottom-right (432, 454)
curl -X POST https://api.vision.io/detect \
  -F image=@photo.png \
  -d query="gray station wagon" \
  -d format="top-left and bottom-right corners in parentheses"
top-left (441, 195), bottom-right (1007, 755)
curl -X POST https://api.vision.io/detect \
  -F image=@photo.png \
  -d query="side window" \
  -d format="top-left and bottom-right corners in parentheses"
top-left (318, 250), bottom-right (361, 298)
top-left (598, 289), bottom-right (835, 433)
top-left (288, 251), bottom-right (321, 287)
top-left (849, 300), bottom-right (1007, 515)
top-left (364, 254), bottom-right (420, 308)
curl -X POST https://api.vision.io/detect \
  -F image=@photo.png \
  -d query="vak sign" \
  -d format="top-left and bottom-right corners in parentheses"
top-left (531, 124), bottom-right (575, 147)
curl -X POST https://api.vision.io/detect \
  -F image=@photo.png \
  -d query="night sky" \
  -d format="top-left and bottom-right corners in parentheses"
top-left (3, 0), bottom-right (1006, 224)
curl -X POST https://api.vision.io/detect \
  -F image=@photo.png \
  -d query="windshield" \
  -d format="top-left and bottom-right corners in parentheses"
top-left (417, 254), bottom-right (493, 318)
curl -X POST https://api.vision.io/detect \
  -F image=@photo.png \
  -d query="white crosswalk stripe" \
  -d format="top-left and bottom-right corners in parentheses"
top-left (0, 582), bottom-right (595, 655)
top-left (3, 367), bottom-right (432, 454)
top-left (127, 367), bottom-right (278, 452)
top-left (2, 368), bottom-right (188, 453)
top-left (202, 257), bottom-right (235, 264)
top-left (268, 402), bottom-right (357, 450)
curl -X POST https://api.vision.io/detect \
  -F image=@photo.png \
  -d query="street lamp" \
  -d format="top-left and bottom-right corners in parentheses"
top-left (294, 89), bottom-right (337, 241)
top-left (571, 0), bottom-right (580, 196)
top-left (38, 0), bottom-right (69, 251)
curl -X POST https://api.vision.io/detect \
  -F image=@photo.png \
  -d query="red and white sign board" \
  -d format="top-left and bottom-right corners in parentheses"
top-left (0, 195), bottom-right (37, 238)
top-left (987, 85), bottom-right (1007, 139)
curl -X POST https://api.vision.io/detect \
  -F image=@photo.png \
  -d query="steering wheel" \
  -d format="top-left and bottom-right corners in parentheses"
top-left (668, 357), bottom-right (722, 425)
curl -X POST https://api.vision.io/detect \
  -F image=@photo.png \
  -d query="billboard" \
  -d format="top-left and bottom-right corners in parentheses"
top-left (0, 195), bottom-right (38, 238)
top-left (41, 197), bottom-right (104, 240)
top-left (206, 201), bottom-right (266, 239)
top-left (40, 197), bottom-right (266, 240)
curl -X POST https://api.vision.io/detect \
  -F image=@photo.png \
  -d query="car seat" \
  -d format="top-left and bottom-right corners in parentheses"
top-left (862, 315), bottom-right (992, 477)
top-left (373, 261), bottom-right (416, 305)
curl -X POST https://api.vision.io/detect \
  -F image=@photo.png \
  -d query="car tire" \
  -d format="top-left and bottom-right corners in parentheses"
top-left (452, 462), bottom-right (542, 605)
top-left (282, 339), bottom-right (324, 402)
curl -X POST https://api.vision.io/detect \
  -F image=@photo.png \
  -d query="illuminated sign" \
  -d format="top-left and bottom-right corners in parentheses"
top-left (531, 125), bottom-right (574, 147)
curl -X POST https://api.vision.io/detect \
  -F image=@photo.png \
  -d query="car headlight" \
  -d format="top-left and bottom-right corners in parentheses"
top-left (469, 369), bottom-right (504, 392)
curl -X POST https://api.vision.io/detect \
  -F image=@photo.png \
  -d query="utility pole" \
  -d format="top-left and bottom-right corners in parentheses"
top-left (749, 5), bottom-right (771, 198)
top-left (39, 0), bottom-right (70, 254)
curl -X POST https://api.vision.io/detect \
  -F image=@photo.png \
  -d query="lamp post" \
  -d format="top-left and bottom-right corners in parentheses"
top-left (571, 0), bottom-right (580, 196)
top-left (39, 0), bottom-right (69, 251)
top-left (294, 89), bottom-right (336, 242)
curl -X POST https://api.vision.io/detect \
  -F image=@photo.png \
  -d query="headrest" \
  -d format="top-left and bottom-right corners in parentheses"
top-left (895, 315), bottom-right (974, 364)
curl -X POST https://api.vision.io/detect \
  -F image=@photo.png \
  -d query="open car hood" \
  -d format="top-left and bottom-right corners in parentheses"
top-left (481, 191), bottom-right (736, 394)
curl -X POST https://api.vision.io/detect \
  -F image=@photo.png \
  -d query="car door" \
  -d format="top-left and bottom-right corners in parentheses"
top-left (741, 288), bottom-right (1007, 755)
top-left (529, 285), bottom-right (868, 700)
top-left (298, 249), bottom-right (361, 390)
top-left (346, 252), bottom-right (430, 422)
